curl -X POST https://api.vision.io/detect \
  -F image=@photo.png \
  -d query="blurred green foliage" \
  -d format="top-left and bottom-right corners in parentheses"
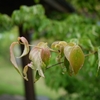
top-left (12, 5), bottom-right (46, 32)
top-left (0, 27), bottom-right (18, 62)
top-left (67, 0), bottom-right (100, 18)
top-left (43, 14), bottom-right (100, 100)
top-left (0, 14), bottom-right (13, 32)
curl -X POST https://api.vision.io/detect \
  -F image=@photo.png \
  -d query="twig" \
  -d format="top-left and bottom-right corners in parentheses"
top-left (47, 62), bottom-right (64, 69)
top-left (85, 51), bottom-right (97, 57)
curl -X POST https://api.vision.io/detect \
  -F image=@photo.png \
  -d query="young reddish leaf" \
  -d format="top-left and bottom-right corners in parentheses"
top-left (37, 42), bottom-right (51, 66)
top-left (10, 42), bottom-right (23, 76)
top-left (28, 42), bottom-right (51, 81)
top-left (17, 37), bottom-right (29, 58)
top-left (41, 48), bottom-right (51, 66)
top-left (29, 47), bottom-right (45, 77)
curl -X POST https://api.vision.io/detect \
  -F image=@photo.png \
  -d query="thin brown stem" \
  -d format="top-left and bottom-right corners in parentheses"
top-left (47, 62), bottom-right (64, 69)
top-left (85, 51), bottom-right (97, 57)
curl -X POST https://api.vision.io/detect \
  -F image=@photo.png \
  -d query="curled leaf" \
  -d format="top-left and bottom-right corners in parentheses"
top-left (51, 41), bottom-right (67, 51)
top-left (10, 37), bottom-right (30, 81)
top-left (17, 37), bottom-right (29, 58)
top-left (51, 41), bottom-right (67, 62)
top-left (23, 65), bottom-right (29, 81)
top-left (10, 42), bottom-right (22, 76)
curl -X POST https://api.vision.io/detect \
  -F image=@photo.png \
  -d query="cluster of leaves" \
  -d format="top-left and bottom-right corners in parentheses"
top-left (12, 4), bottom-right (47, 32)
top-left (42, 15), bottom-right (100, 99)
top-left (0, 5), bottom-right (49, 33)
top-left (10, 37), bottom-right (84, 82)
top-left (33, 0), bottom-right (100, 18)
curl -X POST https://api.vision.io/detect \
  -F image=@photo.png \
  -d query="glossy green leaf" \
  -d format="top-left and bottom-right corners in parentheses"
top-left (64, 43), bottom-right (75, 61)
top-left (64, 43), bottom-right (85, 74)
top-left (69, 45), bottom-right (85, 74)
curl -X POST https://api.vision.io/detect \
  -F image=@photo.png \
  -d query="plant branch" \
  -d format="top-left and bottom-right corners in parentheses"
top-left (47, 62), bottom-right (64, 69)
top-left (85, 51), bottom-right (97, 57)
